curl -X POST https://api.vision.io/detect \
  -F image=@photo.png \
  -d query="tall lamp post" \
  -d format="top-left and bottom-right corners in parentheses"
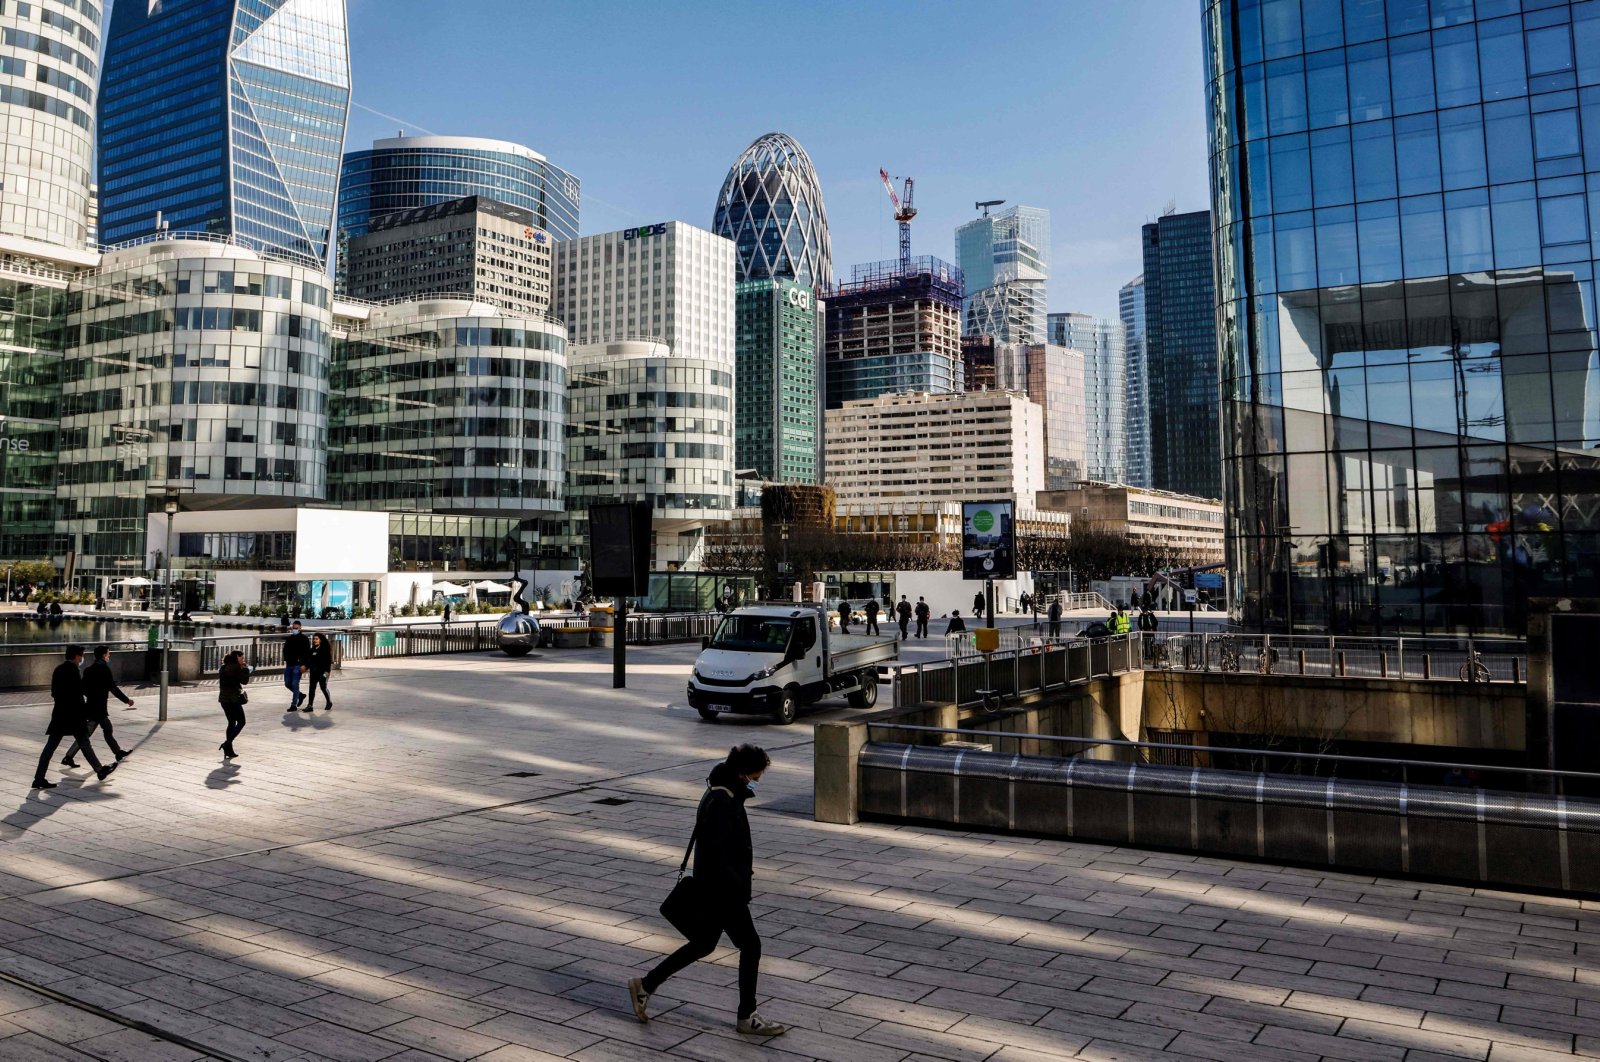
top-left (160, 494), bottom-right (180, 721)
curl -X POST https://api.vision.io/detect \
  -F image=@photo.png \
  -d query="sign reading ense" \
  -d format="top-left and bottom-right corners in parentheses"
top-left (622, 223), bottom-right (668, 240)
top-left (0, 436), bottom-right (31, 452)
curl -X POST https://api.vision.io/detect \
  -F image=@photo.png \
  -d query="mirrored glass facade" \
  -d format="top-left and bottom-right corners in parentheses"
top-left (1206, 0), bottom-right (1600, 634)
top-left (338, 135), bottom-right (580, 295)
top-left (1144, 210), bottom-right (1223, 500)
top-left (0, 272), bottom-right (70, 559)
top-left (1119, 275), bottom-right (1154, 487)
top-left (713, 132), bottom-right (832, 289)
top-left (56, 241), bottom-right (333, 581)
top-left (99, 0), bottom-right (351, 267)
top-left (329, 301), bottom-right (567, 516)
top-left (956, 205), bottom-right (1050, 343)
top-left (1049, 312), bottom-right (1127, 482)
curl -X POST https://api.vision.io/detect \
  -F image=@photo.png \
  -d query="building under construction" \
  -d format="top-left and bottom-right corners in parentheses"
top-left (823, 256), bottom-right (964, 407)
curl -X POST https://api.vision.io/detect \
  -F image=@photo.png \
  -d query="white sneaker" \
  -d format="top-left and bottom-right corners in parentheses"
top-left (627, 977), bottom-right (650, 1023)
top-left (736, 1012), bottom-right (787, 1037)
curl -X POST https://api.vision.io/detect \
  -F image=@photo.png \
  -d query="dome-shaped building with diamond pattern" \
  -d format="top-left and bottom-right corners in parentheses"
top-left (713, 132), bottom-right (832, 289)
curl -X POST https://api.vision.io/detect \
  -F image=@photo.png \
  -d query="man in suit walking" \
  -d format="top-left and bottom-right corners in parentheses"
top-left (914, 597), bottom-right (931, 639)
top-left (32, 646), bottom-right (116, 789)
top-left (282, 620), bottom-right (311, 711)
top-left (62, 645), bottom-right (133, 767)
top-left (895, 596), bottom-right (912, 640)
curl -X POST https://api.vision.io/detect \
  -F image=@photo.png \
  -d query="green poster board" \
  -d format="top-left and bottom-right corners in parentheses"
top-left (375, 630), bottom-right (397, 648)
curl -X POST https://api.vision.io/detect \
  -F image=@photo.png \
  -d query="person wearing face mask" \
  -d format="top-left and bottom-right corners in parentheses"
top-left (628, 744), bottom-right (786, 1038)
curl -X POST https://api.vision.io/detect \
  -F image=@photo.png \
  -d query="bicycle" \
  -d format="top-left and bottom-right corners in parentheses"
top-left (1459, 646), bottom-right (1491, 684)
top-left (1214, 636), bottom-right (1242, 672)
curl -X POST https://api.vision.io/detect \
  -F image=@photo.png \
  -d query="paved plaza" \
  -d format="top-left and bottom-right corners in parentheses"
top-left (0, 645), bottom-right (1595, 1061)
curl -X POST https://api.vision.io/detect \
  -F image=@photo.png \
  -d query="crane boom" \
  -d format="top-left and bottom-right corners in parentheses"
top-left (880, 167), bottom-right (918, 272)
top-left (879, 168), bottom-right (901, 213)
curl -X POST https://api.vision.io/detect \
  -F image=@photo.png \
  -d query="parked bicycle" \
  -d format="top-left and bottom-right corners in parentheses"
top-left (1460, 644), bottom-right (1491, 683)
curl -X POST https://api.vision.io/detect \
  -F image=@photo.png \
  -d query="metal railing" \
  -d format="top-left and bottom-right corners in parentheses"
top-left (861, 723), bottom-right (1600, 794)
top-left (1144, 632), bottom-right (1527, 684)
top-left (892, 635), bottom-right (1140, 708)
top-left (197, 622), bottom-right (500, 673)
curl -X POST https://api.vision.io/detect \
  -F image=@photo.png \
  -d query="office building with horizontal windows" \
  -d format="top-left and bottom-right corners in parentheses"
top-left (338, 135), bottom-right (579, 293)
top-left (737, 278), bottom-right (824, 482)
top-left (956, 204), bottom-right (1050, 343)
top-left (98, 0), bottom-right (350, 267)
top-left (1206, 0), bottom-right (1600, 634)
top-left (0, 0), bottom-right (100, 250)
top-left (1049, 311), bottom-right (1127, 483)
top-left (825, 256), bottom-right (964, 408)
top-left (1119, 274), bottom-right (1153, 487)
top-left (344, 196), bottom-right (553, 317)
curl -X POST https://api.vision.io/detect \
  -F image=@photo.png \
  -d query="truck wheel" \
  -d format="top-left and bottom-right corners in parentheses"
top-left (772, 689), bottom-right (798, 725)
top-left (696, 707), bottom-right (719, 722)
top-left (847, 672), bottom-right (879, 708)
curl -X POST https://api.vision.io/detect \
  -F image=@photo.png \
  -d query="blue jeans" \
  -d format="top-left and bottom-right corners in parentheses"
top-left (284, 666), bottom-right (303, 705)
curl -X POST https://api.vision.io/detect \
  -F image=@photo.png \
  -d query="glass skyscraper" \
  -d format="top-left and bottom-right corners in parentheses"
top-left (1143, 210), bottom-right (1222, 501)
top-left (1049, 312), bottom-right (1127, 483)
top-left (98, 0), bottom-right (351, 268)
top-left (1206, 0), bottom-right (1600, 635)
top-left (714, 132), bottom-right (831, 483)
top-left (1119, 275), bottom-right (1153, 487)
top-left (956, 205), bottom-right (1050, 343)
top-left (338, 136), bottom-right (580, 250)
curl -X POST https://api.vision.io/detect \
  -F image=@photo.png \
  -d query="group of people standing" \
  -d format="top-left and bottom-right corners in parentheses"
top-left (30, 621), bottom-right (338, 785)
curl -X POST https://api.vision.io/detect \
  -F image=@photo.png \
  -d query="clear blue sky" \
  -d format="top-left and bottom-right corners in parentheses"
top-left (345, 0), bottom-right (1210, 321)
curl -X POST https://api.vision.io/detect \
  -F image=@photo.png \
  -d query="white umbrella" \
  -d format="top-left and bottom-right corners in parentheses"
top-left (112, 577), bottom-right (153, 587)
top-left (473, 580), bottom-right (512, 593)
top-left (433, 580), bottom-right (468, 596)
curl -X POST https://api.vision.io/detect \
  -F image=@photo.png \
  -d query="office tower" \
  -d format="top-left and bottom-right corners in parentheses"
top-left (991, 342), bottom-right (1088, 491)
top-left (1205, 0), bottom-right (1600, 635)
top-left (824, 390), bottom-right (1046, 506)
top-left (344, 196), bottom-right (553, 317)
top-left (1119, 275), bottom-right (1151, 487)
top-left (55, 239), bottom-right (336, 587)
top-left (553, 222), bottom-right (737, 567)
top-left (955, 205), bottom-right (1049, 343)
top-left (0, 0), bottom-right (99, 249)
top-left (338, 135), bottom-right (580, 248)
top-left (1142, 210), bottom-right (1220, 500)
top-left (714, 132), bottom-right (831, 482)
top-left (824, 257), bottom-right (964, 407)
top-left (328, 299), bottom-right (567, 516)
top-left (1049, 312), bottom-right (1126, 483)
top-left (99, 0), bottom-right (351, 267)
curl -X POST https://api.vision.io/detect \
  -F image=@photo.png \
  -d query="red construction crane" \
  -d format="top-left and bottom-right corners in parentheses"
top-left (879, 168), bottom-right (917, 272)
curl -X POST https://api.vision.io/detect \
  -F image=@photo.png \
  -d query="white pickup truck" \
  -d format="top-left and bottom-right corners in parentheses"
top-left (688, 605), bottom-right (899, 724)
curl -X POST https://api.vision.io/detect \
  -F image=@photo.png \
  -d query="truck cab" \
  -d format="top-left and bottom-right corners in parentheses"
top-left (688, 605), bottom-right (897, 724)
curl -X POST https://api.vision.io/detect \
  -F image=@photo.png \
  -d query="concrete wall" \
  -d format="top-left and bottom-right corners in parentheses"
top-left (1142, 671), bottom-right (1526, 751)
top-left (0, 648), bottom-right (201, 690)
top-left (886, 570), bottom-right (1035, 619)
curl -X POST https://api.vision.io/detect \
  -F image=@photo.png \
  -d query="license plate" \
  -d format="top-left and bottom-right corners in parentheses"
top-left (708, 703), bottom-right (733, 713)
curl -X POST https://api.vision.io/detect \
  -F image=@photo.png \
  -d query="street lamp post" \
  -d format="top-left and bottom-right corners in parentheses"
top-left (160, 495), bottom-right (178, 721)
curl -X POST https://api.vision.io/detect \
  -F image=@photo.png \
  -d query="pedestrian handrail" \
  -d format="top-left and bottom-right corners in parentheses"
top-left (891, 634), bottom-right (1140, 708)
top-left (1145, 631), bottom-right (1527, 684)
top-left (862, 722), bottom-right (1600, 789)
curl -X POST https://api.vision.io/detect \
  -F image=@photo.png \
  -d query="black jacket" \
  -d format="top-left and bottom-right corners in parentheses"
top-left (309, 641), bottom-right (333, 676)
top-left (219, 658), bottom-right (251, 707)
top-left (914, 601), bottom-right (930, 620)
top-left (946, 616), bottom-right (967, 634)
top-left (692, 762), bottom-right (755, 904)
top-left (283, 631), bottom-right (311, 668)
top-left (83, 658), bottom-right (131, 718)
top-left (48, 660), bottom-right (88, 736)
top-left (896, 601), bottom-right (912, 619)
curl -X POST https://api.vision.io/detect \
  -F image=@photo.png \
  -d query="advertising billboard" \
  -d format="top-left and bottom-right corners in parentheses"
top-left (961, 500), bottom-right (1015, 580)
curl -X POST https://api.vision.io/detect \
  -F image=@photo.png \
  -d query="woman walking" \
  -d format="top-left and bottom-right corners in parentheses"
top-left (218, 649), bottom-right (251, 758)
top-left (303, 633), bottom-right (333, 712)
top-left (628, 744), bottom-right (786, 1037)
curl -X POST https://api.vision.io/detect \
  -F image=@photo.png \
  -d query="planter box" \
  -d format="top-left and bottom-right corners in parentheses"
top-left (553, 628), bottom-right (592, 649)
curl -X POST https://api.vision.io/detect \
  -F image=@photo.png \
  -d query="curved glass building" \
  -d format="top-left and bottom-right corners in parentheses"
top-left (1205, 0), bottom-right (1600, 635)
top-left (338, 136), bottom-right (580, 246)
top-left (0, 0), bottom-right (100, 249)
top-left (98, 0), bottom-right (351, 267)
top-left (713, 132), bottom-right (832, 288)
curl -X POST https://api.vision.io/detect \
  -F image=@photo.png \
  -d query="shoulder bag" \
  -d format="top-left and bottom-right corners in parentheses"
top-left (660, 821), bottom-right (712, 940)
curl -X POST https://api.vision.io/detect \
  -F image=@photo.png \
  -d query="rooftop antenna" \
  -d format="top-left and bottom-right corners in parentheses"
top-left (975, 199), bottom-right (1005, 216)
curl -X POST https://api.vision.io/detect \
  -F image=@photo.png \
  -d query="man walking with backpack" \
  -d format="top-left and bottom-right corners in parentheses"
top-left (629, 745), bottom-right (786, 1037)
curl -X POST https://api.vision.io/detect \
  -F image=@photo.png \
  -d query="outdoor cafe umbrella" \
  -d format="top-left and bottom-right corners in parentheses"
top-left (112, 577), bottom-right (153, 587)
top-left (433, 580), bottom-right (468, 596)
top-left (472, 580), bottom-right (512, 594)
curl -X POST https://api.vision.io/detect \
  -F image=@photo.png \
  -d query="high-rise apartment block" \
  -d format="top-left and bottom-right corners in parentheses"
top-left (1142, 210), bottom-right (1220, 500)
top-left (344, 196), bottom-right (553, 317)
top-left (989, 342), bottom-right (1088, 491)
top-left (824, 390), bottom-right (1045, 507)
top-left (714, 133), bottom-right (831, 483)
top-left (956, 205), bottom-right (1049, 343)
top-left (824, 257), bottom-right (964, 407)
top-left (1049, 312), bottom-right (1126, 483)
top-left (1118, 275), bottom-right (1151, 488)
top-left (99, 0), bottom-right (351, 267)
top-left (1205, 0), bottom-right (1600, 635)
